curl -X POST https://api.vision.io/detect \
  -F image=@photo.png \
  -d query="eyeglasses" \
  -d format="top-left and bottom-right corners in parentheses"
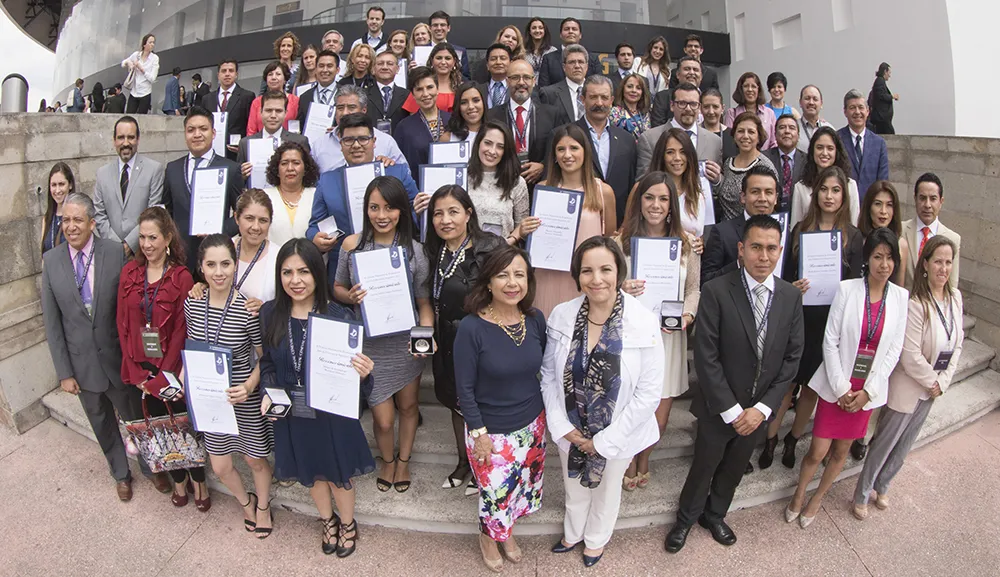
top-left (342, 136), bottom-right (373, 147)
top-left (508, 75), bottom-right (534, 82)
top-left (672, 101), bottom-right (700, 110)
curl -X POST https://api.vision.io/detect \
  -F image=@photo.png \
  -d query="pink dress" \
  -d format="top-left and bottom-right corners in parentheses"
top-left (813, 299), bottom-right (885, 440)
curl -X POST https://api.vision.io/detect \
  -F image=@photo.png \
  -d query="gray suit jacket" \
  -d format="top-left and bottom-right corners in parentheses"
top-left (41, 237), bottom-right (126, 393)
top-left (637, 123), bottom-right (722, 176)
top-left (93, 155), bottom-right (164, 252)
top-left (235, 128), bottom-right (311, 170)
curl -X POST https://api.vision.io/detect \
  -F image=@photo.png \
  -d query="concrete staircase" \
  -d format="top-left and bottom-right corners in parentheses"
top-left (43, 316), bottom-right (1000, 534)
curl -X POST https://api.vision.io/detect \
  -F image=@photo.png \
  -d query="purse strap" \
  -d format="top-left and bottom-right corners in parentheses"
top-left (140, 391), bottom-right (178, 425)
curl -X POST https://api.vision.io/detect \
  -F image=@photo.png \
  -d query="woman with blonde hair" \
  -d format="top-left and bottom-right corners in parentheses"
top-left (338, 43), bottom-right (376, 90)
top-left (265, 31), bottom-right (302, 94)
top-left (473, 25), bottom-right (527, 82)
top-left (407, 23), bottom-right (433, 70)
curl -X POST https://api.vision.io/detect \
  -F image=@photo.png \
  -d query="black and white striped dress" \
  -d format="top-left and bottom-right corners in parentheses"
top-left (184, 292), bottom-right (273, 458)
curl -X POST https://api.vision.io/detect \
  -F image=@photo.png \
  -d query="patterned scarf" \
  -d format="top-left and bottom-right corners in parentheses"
top-left (562, 293), bottom-right (625, 488)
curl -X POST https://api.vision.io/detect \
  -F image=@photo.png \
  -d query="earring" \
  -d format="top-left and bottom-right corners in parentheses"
top-left (923, 272), bottom-right (927, 278)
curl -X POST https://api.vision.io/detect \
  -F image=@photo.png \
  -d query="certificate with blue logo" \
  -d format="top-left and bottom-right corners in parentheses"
top-left (189, 167), bottom-right (228, 236)
top-left (526, 186), bottom-right (583, 272)
top-left (428, 141), bottom-right (472, 165)
top-left (630, 237), bottom-right (683, 316)
top-left (305, 313), bottom-right (365, 420)
top-left (182, 339), bottom-right (238, 436)
top-left (350, 245), bottom-right (417, 338)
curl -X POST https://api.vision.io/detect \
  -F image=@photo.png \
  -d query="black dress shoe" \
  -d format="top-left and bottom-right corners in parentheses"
top-left (745, 461), bottom-right (754, 474)
top-left (781, 432), bottom-right (799, 469)
top-left (551, 540), bottom-right (579, 553)
top-left (698, 516), bottom-right (737, 546)
top-left (758, 436), bottom-right (778, 470)
top-left (851, 439), bottom-right (868, 461)
top-left (664, 523), bottom-right (691, 553)
top-left (583, 552), bottom-right (603, 567)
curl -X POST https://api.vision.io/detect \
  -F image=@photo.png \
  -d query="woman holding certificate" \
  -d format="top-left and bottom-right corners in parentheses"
top-left (615, 172), bottom-right (700, 489)
top-left (760, 165), bottom-right (865, 470)
top-left (425, 185), bottom-right (506, 491)
top-left (647, 128), bottom-right (713, 247)
top-left (785, 228), bottom-right (907, 528)
top-left (407, 23), bottom-right (433, 70)
top-left (454, 245), bottom-right (546, 571)
top-left (466, 120), bottom-right (531, 241)
top-left (858, 181), bottom-right (910, 286)
top-left (116, 207), bottom-right (206, 508)
top-left (716, 111), bottom-right (777, 222)
top-left (334, 176), bottom-right (433, 494)
top-left (790, 126), bottom-right (861, 229)
top-left (264, 142), bottom-right (320, 246)
top-left (184, 234), bottom-right (274, 537)
top-left (443, 82), bottom-right (485, 142)
top-left (541, 237), bottom-right (663, 567)
top-left (259, 239), bottom-right (375, 557)
top-left (247, 62), bottom-right (300, 136)
top-left (396, 66), bottom-right (451, 181)
top-left (852, 235), bottom-right (962, 520)
top-left (533, 124), bottom-right (617, 317)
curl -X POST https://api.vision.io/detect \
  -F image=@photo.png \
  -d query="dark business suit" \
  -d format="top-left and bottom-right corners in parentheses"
top-left (539, 80), bottom-right (582, 125)
top-left (676, 268), bottom-right (803, 526)
top-left (103, 93), bottom-right (126, 114)
top-left (650, 90), bottom-right (673, 128)
top-left (161, 76), bottom-right (181, 115)
top-left (395, 110), bottom-right (452, 181)
top-left (575, 117), bottom-right (636, 226)
top-left (162, 153), bottom-right (243, 275)
top-left (668, 66), bottom-right (720, 92)
top-left (607, 68), bottom-right (640, 93)
top-left (295, 82), bottom-right (339, 127)
top-left (41, 237), bottom-right (149, 481)
top-left (763, 148), bottom-right (806, 214)
top-left (366, 83), bottom-right (410, 134)
top-left (201, 84), bottom-right (255, 160)
top-left (235, 129), bottom-right (311, 184)
top-left (706, 127), bottom-right (739, 164)
top-left (486, 99), bottom-right (570, 174)
top-left (868, 76), bottom-right (894, 134)
top-left (192, 82), bottom-right (210, 108)
top-left (701, 214), bottom-right (746, 286)
top-left (837, 126), bottom-right (889, 202)
top-left (537, 47), bottom-right (601, 88)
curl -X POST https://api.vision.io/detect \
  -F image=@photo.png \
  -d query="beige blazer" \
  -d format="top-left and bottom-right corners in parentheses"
top-left (887, 293), bottom-right (965, 413)
top-left (901, 218), bottom-right (961, 290)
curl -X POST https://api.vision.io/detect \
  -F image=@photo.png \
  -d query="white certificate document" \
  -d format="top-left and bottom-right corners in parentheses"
top-left (412, 46), bottom-right (432, 67)
top-left (306, 314), bottom-right (364, 419)
top-left (393, 62), bottom-right (408, 89)
top-left (304, 101), bottom-right (336, 145)
top-left (526, 186), bottom-right (583, 272)
top-left (630, 237), bottom-right (683, 316)
top-left (182, 343), bottom-right (238, 436)
top-left (351, 246), bottom-right (417, 337)
top-left (342, 162), bottom-right (383, 233)
top-left (295, 82), bottom-right (316, 97)
top-left (419, 165), bottom-right (467, 193)
top-left (189, 167), bottom-right (228, 235)
top-left (799, 230), bottom-right (843, 306)
top-left (287, 119), bottom-right (301, 134)
top-left (211, 112), bottom-right (228, 156)
top-left (428, 142), bottom-right (472, 165)
top-left (247, 138), bottom-right (277, 189)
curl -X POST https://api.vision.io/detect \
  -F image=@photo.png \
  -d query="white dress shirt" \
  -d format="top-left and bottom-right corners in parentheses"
top-left (565, 78), bottom-right (583, 119)
top-left (670, 118), bottom-right (699, 150)
top-left (508, 98), bottom-right (533, 149)
top-left (310, 127), bottom-right (406, 174)
top-left (918, 218), bottom-right (941, 237)
top-left (850, 127), bottom-right (866, 156)
top-left (187, 149), bottom-right (215, 184)
top-left (719, 268), bottom-right (777, 423)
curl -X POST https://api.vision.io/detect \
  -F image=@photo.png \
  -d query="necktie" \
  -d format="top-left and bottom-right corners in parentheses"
top-left (515, 106), bottom-right (527, 153)
top-left (491, 81), bottom-right (507, 108)
top-left (120, 163), bottom-right (130, 202)
top-left (189, 156), bottom-right (202, 185)
top-left (382, 86), bottom-right (392, 112)
top-left (75, 250), bottom-right (92, 311)
top-left (854, 134), bottom-right (863, 162)
top-left (781, 154), bottom-right (792, 208)
top-left (575, 86), bottom-right (584, 120)
top-left (920, 227), bottom-right (931, 257)
top-left (752, 283), bottom-right (769, 361)
top-left (685, 129), bottom-right (694, 138)
top-left (319, 87), bottom-right (331, 105)
top-left (221, 90), bottom-right (229, 111)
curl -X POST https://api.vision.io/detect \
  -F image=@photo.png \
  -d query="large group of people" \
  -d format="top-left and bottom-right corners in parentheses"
top-left (38, 8), bottom-right (956, 572)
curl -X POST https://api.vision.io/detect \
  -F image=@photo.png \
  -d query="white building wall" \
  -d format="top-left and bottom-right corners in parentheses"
top-left (947, 0), bottom-right (1000, 138)
top-left (664, 0), bottom-right (728, 33)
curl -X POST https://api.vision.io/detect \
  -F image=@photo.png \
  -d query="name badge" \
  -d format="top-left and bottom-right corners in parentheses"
top-left (517, 151), bottom-right (530, 165)
top-left (375, 119), bottom-right (392, 135)
top-left (289, 389), bottom-right (316, 419)
top-left (141, 327), bottom-right (164, 358)
top-left (933, 350), bottom-right (954, 371)
top-left (851, 348), bottom-right (875, 381)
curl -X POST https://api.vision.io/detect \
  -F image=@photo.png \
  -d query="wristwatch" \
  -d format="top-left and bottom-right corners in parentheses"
top-left (470, 427), bottom-right (488, 439)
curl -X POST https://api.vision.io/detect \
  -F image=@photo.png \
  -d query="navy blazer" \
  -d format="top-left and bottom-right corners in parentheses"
top-left (395, 110), bottom-right (452, 182)
top-left (162, 76), bottom-right (181, 114)
top-left (837, 126), bottom-right (889, 201)
top-left (305, 163), bottom-right (420, 287)
top-left (365, 83), bottom-right (410, 134)
top-left (700, 213), bottom-right (746, 286)
top-left (573, 117), bottom-right (637, 227)
top-left (537, 47), bottom-right (601, 88)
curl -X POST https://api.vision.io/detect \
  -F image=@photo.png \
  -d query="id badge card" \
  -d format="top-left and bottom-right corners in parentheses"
top-left (517, 151), bottom-right (530, 166)
top-left (141, 327), bottom-right (164, 358)
top-left (376, 119), bottom-right (392, 135)
top-left (289, 389), bottom-right (317, 419)
top-left (933, 350), bottom-right (954, 371)
top-left (851, 347), bottom-right (875, 381)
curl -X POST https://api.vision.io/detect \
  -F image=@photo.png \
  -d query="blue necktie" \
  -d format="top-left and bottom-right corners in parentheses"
top-left (491, 81), bottom-right (507, 108)
top-left (382, 86), bottom-right (392, 113)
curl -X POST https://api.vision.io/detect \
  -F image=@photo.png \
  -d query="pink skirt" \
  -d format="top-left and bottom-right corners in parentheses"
top-left (813, 399), bottom-right (872, 440)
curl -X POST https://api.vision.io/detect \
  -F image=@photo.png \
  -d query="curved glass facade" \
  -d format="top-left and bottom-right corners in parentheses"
top-left (54, 0), bottom-right (670, 91)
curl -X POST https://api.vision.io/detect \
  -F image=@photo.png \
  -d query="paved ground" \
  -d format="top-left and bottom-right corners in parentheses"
top-left (2, 410), bottom-right (999, 577)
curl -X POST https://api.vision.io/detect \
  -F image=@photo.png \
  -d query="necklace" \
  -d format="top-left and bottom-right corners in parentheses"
top-left (433, 236), bottom-right (471, 309)
top-left (280, 188), bottom-right (303, 208)
top-left (487, 304), bottom-right (526, 346)
top-left (587, 316), bottom-right (607, 326)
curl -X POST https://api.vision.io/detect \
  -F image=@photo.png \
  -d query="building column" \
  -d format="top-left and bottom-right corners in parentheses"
top-left (204, 0), bottom-right (227, 41)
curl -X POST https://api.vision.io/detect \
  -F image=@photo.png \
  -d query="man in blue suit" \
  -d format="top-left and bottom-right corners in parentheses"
top-left (161, 67), bottom-right (183, 115)
top-left (67, 79), bottom-right (86, 112)
top-left (307, 113), bottom-right (423, 288)
top-left (838, 89), bottom-right (889, 201)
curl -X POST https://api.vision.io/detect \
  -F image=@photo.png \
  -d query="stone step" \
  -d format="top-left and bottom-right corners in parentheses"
top-left (42, 367), bottom-right (1000, 534)
top-left (964, 314), bottom-right (976, 332)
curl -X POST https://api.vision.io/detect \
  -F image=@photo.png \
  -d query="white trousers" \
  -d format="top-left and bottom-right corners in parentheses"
top-left (558, 447), bottom-right (632, 549)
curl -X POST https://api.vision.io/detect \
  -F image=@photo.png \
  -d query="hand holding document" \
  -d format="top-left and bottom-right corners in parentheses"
top-left (306, 314), bottom-right (364, 419)
top-left (189, 167), bottom-right (228, 235)
top-left (526, 186), bottom-right (583, 272)
top-left (247, 138), bottom-right (277, 189)
top-left (798, 230), bottom-right (842, 306)
top-left (412, 46), bottom-right (432, 68)
top-left (630, 237), bottom-right (683, 316)
top-left (182, 340), bottom-right (239, 435)
top-left (419, 165), bottom-right (468, 241)
top-left (351, 246), bottom-right (417, 337)
top-left (343, 162), bottom-right (384, 233)
top-left (304, 101), bottom-right (336, 145)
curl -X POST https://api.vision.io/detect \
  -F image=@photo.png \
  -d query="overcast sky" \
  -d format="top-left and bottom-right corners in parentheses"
top-left (0, 9), bottom-right (55, 108)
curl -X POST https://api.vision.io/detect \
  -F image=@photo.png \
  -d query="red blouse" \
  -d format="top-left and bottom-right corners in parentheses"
top-left (116, 261), bottom-right (194, 386)
top-left (402, 91), bottom-right (455, 114)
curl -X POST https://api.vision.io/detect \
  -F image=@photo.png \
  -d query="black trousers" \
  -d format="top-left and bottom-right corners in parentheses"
top-left (871, 119), bottom-right (895, 135)
top-left (125, 93), bottom-right (151, 114)
top-left (126, 386), bottom-right (206, 484)
top-left (78, 382), bottom-right (152, 481)
top-left (676, 415), bottom-right (764, 525)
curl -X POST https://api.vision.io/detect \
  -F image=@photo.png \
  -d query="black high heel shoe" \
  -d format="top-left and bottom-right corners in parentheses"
top-left (376, 456), bottom-right (396, 492)
top-left (551, 540), bottom-right (579, 553)
top-left (442, 461), bottom-right (471, 489)
top-left (336, 519), bottom-right (358, 558)
top-left (781, 432), bottom-right (799, 469)
top-left (255, 499), bottom-right (274, 539)
top-left (394, 455), bottom-right (412, 493)
top-left (321, 514), bottom-right (341, 555)
top-left (758, 436), bottom-right (779, 470)
top-left (241, 492), bottom-right (258, 532)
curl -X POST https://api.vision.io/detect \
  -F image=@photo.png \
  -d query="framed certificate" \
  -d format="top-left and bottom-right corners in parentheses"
top-left (189, 167), bottom-right (228, 236)
top-left (526, 186), bottom-right (583, 272)
top-left (419, 165), bottom-right (468, 242)
top-left (630, 236), bottom-right (683, 316)
top-left (181, 339), bottom-right (239, 436)
top-left (350, 245), bottom-right (418, 337)
top-left (342, 161), bottom-right (384, 234)
top-left (428, 141), bottom-right (472, 165)
top-left (305, 313), bottom-right (364, 420)
top-left (304, 101), bottom-right (336, 145)
top-left (798, 229), bottom-right (843, 306)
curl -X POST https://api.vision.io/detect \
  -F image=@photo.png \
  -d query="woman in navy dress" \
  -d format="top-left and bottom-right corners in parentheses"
top-left (258, 238), bottom-right (375, 558)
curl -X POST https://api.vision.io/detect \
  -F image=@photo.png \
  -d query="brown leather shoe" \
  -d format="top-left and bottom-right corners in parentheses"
top-left (150, 472), bottom-right (172, 494)
top-left (116, 479), bottom-right (133, 502)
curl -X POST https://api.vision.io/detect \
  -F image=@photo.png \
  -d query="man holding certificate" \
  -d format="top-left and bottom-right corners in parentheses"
top-left (163, 106), bottom-right (243, 274)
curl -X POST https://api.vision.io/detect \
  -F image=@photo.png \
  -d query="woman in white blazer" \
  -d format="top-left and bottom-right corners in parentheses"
top-left (852, 235), bottom-right (962, 520)
top-left (786, 228), bottom-right (908, 528)
top-left (541, 236), bottom-right (663, 568)
top-left (262, 141), bottom-right (318, 247)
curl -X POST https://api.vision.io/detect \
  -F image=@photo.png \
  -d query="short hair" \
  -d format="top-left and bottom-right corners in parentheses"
top-left (799, 84), bottom-right (823, 101)
top-left (464, 246), bottom-right (537, 316)
top-left (64, 193), bottom-right (95, 221)
top-left (775, 113), bottom-right (797, 129)
top-left (615, 42), bottom-right (635, 57)
top-left (335, 83), bottom-right (369, 108)
top-left (261, 89), bottom-right (288, 109)
top-left (235, 188), bottom-right (274, 219)
top-left (560, 17), bottom-right (582, 33)
top-left (675, 55), bottom-right (702, 73)
top-left (322, 29), bottom-right (342, 44)
top-left (192, 73), bottom-right (202, 82)
top-left (732, 71), bottom-right (765, 107)
top-left (337, 112), bottom-right (374, 137)
top-left (862, 227), bottom-right (902, 277)
top-left (583, 74), bottom-right (613, 96)
top-left (114, 115), bottom-right (140, 138)
top-left (562, 44), bottom-right (589, 64)
top-left (843, 88), bottom-right (866, 108)
top-left (730, 110), bottom-right (768, 150)
top-left (171, 66), bottom-right (182, 76)
top-left (184, 105), bottom-right (213, 127)
top-left (407, 65), bottom-right (437, 92)
top-left (741, 162), bottom-right (778, 194)
top-left (766, 71), bottom-right (788, 90)
top-left (701, 87), bottom-right (724, 103)
top-left (486, 43), bottom-right (513, 60)
top-left (75, 78), bottom-right (84, 87)
top-left (684, 33), bottom-right (703, 48)
top-left (367, 6), bottom-right (385, 19)
top-left (218, 58), bottom-right (239, 71)
top-left (570, 235), bottom-right (628, 292)
top-left (915, 172), bottom-right (944, 198)
top-left (742, 214), bottom-right (782, 242)
top-left (428, 10), bottom-right (450, 24)
top-left (672, 82), bottom-right (700, 100)
top-left (266, 141), bottom-right (319, 188)
top-left (316, 49), bottom-right (340, 67)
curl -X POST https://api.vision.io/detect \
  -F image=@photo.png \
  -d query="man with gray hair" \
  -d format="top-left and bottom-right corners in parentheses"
top-left (310, 84), bottom-right (406, 173)
top-left (575, 74), bottom-right (636, 226)
top-left (837, 88), bottom-right (888, 203)
top-left (41, 193), bottom-right (171, 501)
top-left (539, 44), bottom-right (591, 121)
top-left (538, 17), bottom-right (600, 87)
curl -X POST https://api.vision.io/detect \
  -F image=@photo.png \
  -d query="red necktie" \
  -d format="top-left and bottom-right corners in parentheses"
top-left (781, 154), bottom-right (792, 209)
top-left (919, 227), bottom-right (931, 257)
top-left (515, 106), bottom-right (526, 153)
top-left (220, 90), bottom-right (229, 111)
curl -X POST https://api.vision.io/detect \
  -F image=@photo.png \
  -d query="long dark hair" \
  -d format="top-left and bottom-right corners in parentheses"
top-left (794, 165), bottom-right (853, 255)
top-left (801, 126), bottom-right (851, 190)
top-left (464, 245), bottom-right (536, 315)
top-left (136, 206), bottom-right (186, 268)
top-left (196, 234), bottom-right (238, 281)
top-left (467, 120), bottom-right (521, 199)
top-left (428, 42), bottom-right (462, 92)
top-left (649, 128), bottom-right (702, 219)
top-left (618, 172), bottom-right (689, 258)
top-left (524, 18), bottom-right (552, 55)
top-left (446, 82), bottom-right (485, 141)
top-left (544, 123), bottom-right (602, 212)
top-left (423, 185), bottom-right (489, 267)
top-left (859, 180), bottom-right (902, 238)
top-left (353, 176), bottom-right (417, 260)
top-left (861, 227), bottom-right (901, 279)
top-left (265, 239), bottom-right (330, 348)
top-left (640, 36), bottom-right (671, 72)
top-left (41, 162), bottom-right (76, 253)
